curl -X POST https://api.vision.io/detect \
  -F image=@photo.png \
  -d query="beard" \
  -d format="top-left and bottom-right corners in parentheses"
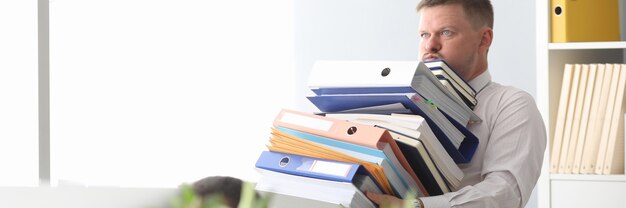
top-left (421, 52), bottom-right (443, 61)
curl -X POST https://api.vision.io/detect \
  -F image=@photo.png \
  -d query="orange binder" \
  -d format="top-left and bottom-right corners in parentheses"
top-left (267, 127), bottom-right (395, 196)
top-left (273, 108), bottom-right (428, 197)
top-left (551, 0), bottom-right (620, 43)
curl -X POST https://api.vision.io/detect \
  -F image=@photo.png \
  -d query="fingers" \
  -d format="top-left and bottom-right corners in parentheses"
top-left (365, 191), bottom-right (404, 207)
top-left (366, 191), bottom-right (383, 205)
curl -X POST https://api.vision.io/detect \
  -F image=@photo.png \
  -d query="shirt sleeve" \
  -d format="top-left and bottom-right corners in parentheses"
top-left (418, 89), bottom-right (547, 208)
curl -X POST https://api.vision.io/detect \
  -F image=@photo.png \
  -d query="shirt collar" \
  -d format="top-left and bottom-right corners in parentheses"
top-left (468, 70), bottom-right (491, 95)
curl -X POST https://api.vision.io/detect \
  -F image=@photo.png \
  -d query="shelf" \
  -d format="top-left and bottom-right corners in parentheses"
top-left (548, 41), bottom-right (626, 50)
top-left (550, 174), bottom-right (626, 182)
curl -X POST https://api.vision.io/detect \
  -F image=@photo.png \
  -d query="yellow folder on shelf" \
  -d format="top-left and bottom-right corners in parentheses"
top-left (550, 0), bottom-right (620, 43)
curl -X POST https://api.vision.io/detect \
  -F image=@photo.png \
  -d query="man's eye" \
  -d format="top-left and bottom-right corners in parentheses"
top-left (420, 33), bottom-right (430, 38)
top-left (441, 30), bottom-right (452, 36)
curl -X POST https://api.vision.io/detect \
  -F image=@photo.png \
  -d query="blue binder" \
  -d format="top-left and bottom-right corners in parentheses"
top-left (307, 61), bottom-right (480, 124)
top-left (307, 94), bottom-right (479, 163)
top-left (312, 86), bottom-right (417, 96)
top-left (255, 151), bottom-right (384, 192)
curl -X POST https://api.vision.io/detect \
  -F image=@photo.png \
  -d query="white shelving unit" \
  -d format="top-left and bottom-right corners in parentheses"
top-left (536, 1), bottom-right (626, 207)
top-left (549, 41), bottom-right (626, 50)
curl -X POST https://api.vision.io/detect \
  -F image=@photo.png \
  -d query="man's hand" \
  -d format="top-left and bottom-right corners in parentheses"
top-left (365, 191), bottom-right (404, 207)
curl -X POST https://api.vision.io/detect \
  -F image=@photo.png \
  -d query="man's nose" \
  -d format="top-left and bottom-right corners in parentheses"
top-left (423, 36), bottom-right (441, 53)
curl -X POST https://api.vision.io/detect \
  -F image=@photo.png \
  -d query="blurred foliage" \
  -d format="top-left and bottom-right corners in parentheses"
top-left (170, 181), bottom-right (269, 208)
top-left (170, 180), bottom-right (420, 208)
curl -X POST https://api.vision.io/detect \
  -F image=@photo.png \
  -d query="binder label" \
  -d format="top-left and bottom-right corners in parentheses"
top-left (279, 112), bottom-right (333, 131)
top-left (310, 160), bottom-right (352, 177)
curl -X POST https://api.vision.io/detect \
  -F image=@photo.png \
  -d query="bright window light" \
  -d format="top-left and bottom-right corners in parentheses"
top-left (50, 0), bottom-right (295, 187)
top-left (0, 0), bottom-right (39, 187)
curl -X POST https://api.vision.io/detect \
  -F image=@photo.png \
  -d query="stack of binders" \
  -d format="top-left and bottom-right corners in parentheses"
top-left (323, 113), bottom-right (464, 194)
top-left (254, 60), bottom-right (481, 207)
top-left (308, 60), bottom-right (480, 127)
top-left (254, 108), bottom-right (428, 208)
top-left (306, 60), bottom-right (479, 164)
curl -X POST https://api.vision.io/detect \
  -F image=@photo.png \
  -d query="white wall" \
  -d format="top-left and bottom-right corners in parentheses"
top-left (490, 1), bottom-right (537, 96)
top-left (294, 0), bottom-right (538, 207)
top-left (294, 0), bottom-right (422, 112)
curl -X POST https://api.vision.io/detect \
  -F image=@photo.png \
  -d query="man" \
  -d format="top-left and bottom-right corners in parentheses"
top-left (366, 0), bottom-right (547, 207)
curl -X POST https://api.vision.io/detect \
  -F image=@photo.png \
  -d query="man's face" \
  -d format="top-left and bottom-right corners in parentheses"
top-left (418, 4), bottom-right (487, 81)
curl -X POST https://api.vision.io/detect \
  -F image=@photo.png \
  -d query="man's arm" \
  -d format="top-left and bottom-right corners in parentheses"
top-left (421, 89), bottom-right (547, 208)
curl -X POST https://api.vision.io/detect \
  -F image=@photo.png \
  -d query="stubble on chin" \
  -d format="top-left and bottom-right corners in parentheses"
top-left (421, 53), bottom-right (443, 61)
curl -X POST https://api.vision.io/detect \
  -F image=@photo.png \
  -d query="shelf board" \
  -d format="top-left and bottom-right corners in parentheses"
top-left (549, 41), bottom-right (626, 50)
top-left (551, 174), bottom-right (626, 182)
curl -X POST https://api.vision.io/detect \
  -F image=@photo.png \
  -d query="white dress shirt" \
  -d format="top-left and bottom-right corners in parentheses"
top-left (419, 70), bottom-right (547, 208)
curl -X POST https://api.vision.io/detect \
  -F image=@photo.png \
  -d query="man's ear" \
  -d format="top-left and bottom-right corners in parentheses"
top-left (479, 27), bottom-right (493, 51)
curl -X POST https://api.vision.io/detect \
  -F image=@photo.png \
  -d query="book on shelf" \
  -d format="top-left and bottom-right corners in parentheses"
top-left (564, 64), bottom-right (589, 174)
top-left (598, 64), bottom-right (626, 175)
top-left (579, 64), bottom-right (607, 174)
top-left (571, 64), bottom-right (597, 174)
top-left (550, 64), bottom-right (574, 174)
top-left (595, 64), bottom-right (622, 174)
top-left (551, 63), bottom-right (626, 175)
top-left (580, 64), bottom-right (614, 174)
top-left (557, 64), bottom-right (582, 174)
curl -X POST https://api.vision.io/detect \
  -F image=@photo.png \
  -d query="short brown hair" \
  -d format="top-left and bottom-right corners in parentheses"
top-left (416, 0), bottom-right (494, 30)
top-left (193, 176), bottom-right (245, 207)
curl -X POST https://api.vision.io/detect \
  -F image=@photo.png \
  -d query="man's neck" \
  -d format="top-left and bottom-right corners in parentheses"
top-left (465, 59), bottom-right (488, 81)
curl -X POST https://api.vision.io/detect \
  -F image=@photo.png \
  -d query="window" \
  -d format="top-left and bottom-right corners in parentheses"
top-left (0, 0), bottom-right (39, 187)
top-left (0, 0), bottom-right (295, 188)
